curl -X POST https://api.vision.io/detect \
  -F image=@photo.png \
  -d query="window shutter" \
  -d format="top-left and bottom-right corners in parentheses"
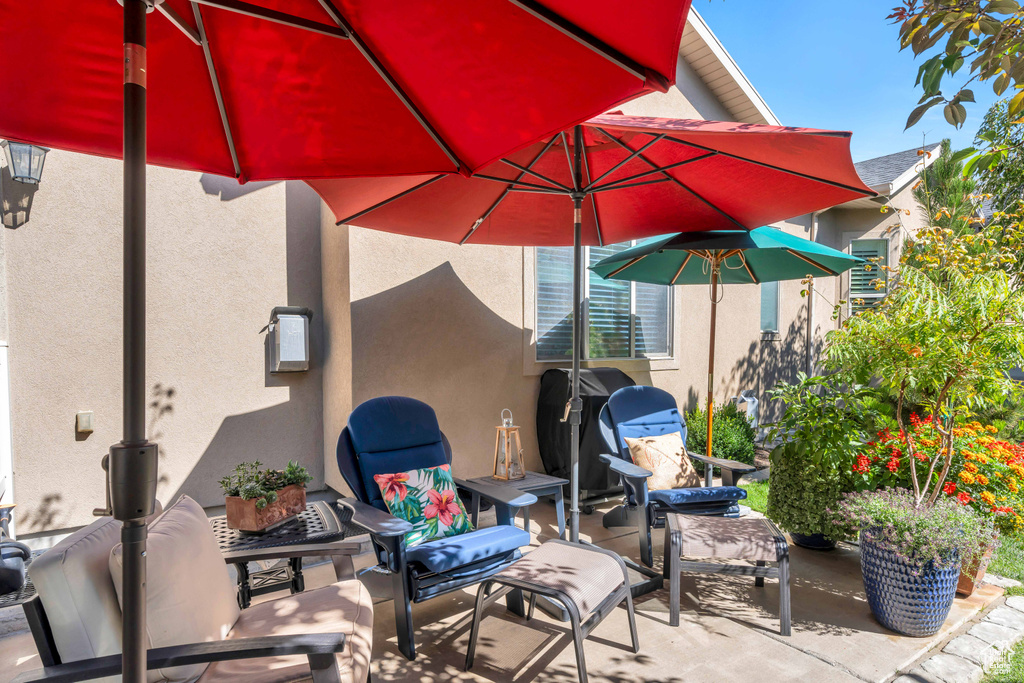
top-left (849, 239), bottom-right (888, 314)
top-left (536, 247), bottom-right (574, 360)
top-left (635, 282), bottom-right (671, 356)
top-left (760, 280), bottom-right (780, 332)
top-left (588, 244), bottom-right (631, 359)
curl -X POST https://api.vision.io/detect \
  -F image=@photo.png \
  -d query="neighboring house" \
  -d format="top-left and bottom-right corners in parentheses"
top-left (0, 11), bottom-right (860, 538)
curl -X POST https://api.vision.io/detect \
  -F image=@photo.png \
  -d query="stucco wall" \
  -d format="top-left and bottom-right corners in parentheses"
top-left (5, 151), bottom-right (325, 534)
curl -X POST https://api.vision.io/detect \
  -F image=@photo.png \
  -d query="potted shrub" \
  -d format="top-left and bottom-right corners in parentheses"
top-left (831, 488), bottom-right (992, 636)
top-left (764, 374), bottom-right (879, 549)
top-left (219, 460), bottom-right (313, 533)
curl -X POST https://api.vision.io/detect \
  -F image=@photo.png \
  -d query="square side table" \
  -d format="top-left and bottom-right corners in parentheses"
top-left (465, 470), bottom-right (568, 539)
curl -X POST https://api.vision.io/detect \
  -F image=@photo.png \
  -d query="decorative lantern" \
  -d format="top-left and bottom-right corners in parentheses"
top-left (1, 141), bottom-right (48, 185)
top-left (492, 409), bottom-right (526, 481)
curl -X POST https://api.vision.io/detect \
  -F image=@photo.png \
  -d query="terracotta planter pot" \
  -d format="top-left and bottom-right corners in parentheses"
top-left (956, 544), bottom-right (994, 597)
top-left (225, 484), bottom-right (306, 533)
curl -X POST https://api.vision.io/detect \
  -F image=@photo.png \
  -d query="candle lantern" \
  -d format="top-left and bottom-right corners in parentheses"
top-left (492, 409), bottom-right (525, 481)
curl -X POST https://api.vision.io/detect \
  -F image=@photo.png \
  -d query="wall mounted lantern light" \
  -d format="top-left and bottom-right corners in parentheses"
top-left (1, 140), bottom-right (49, 184)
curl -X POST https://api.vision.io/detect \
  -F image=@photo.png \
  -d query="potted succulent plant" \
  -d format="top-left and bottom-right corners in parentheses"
top-left (220, 460), bottom-right (313, 533)
top-left (831, 488), bottom-right (992, 637)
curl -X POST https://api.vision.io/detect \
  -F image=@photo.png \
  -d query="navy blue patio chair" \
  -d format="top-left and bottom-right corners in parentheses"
top-left (336, 396), bottom-right (535, 660)
top-left (598, 386), bottom-right (756, 567)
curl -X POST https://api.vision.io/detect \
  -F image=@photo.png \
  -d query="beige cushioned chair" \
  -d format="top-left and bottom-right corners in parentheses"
top-left (19, 496), bottom-right (373, 683)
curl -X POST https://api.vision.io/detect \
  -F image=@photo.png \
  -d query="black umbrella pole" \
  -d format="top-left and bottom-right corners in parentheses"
top-left (114, 3), bottom-right (160, 682)
top-left (569, 196), bottom-right (584, 543)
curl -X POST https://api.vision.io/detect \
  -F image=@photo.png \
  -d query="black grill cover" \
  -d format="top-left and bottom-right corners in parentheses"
top-left (536, 367), bottom-right (636, 495)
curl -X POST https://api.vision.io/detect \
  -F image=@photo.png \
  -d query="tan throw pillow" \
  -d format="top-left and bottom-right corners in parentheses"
top-left (109, 495), bottom-right (240, 683)
top-left (625, 432), bottom-right (701, 491)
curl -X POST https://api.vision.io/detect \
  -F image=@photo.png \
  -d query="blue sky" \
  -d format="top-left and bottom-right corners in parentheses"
top-left (696, 0), bottom-right (1000, 162)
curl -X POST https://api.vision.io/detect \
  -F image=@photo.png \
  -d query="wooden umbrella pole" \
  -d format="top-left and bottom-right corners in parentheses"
top-left (705, 262), bottom-right (718, 486)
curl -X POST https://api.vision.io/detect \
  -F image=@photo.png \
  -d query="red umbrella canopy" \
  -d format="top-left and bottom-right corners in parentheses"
top-left (308, 114), bottom-right (877, 246)
top-left (0, 0), bottom-right (692, 181)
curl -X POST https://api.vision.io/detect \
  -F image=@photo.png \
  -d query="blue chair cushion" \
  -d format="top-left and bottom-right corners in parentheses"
top-left (648, 486), bottom-right (746, 507)
top-left (406, 525), bottom-right (531, 574)
top-left (358, 442), bottom-right (448, 512)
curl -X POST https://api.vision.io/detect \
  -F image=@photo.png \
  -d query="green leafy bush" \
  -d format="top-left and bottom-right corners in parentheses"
top-left (765, 374), bottom-right (879, 538)
top-left (219, 460), bottom-right (312, 510)
top-left (685, 402), bottom-right (756, 467)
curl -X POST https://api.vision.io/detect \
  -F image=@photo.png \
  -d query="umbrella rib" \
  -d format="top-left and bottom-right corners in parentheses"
top-left (583, 134), bottom-right (666, 190)
top-left (498, 159), bottom-right (573, 192)
top-left (316, 0), bottom-right (463, 172)
top-left (736, 251), bottom-right (759, 283)
top-left (670, 252), bottom-right (693, 285)
top-left (580, 145), bottom-right (604, 246)
top-left (475, 174), bottom-right (568, 193)
top-left (336, 175), bottom-right (445, 225)
top-left (589, 154), bottom-right (713, 192)
top-left (606, 253), bottom-right (650, 278)
top-left (461, 136), bottom-right (560, 245)
top-left (663, 137), bottom-right (876, 196)
top-left (192, 4), bottom-right (241, 179)
top-left (595, 127), bottom-right (749, 229)
top-left (784, 248), bottom-right (838, 276)
top-left (590, 177), bottom-right (671, 193)
top-left (192, 0), bottom-right (348, 39)
top-left (561, 131), bottom-right (577, 190)
top-left (157, 3), bottom-right (201, 44)
top-left (505, 0), bottom-right (651, 82)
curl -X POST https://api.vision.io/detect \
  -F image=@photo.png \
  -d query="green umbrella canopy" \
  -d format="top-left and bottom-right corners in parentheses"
top-left (590, 226), bottom-right (863, 285)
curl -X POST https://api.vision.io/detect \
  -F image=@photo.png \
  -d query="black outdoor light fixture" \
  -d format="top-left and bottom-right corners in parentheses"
top-left (1, 140), bottom-right (48, 184)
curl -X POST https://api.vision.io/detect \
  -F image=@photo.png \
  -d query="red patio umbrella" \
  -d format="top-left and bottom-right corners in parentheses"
top-left (0, 3), bottom-right (694, 680)
top-left (308, 113), bottom-right (877, 544)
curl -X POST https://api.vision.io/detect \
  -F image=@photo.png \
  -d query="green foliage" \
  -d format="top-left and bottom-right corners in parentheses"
top-left (913, 140), bottom-right (980, 237)
top-left (763, 374), bottom-right (881, 537)
top-left (990, 531), bottom-right (1024, 582)
top-left (685, 402), bottom-right (756, 467)
top-left (891, 0), bottom-right (1024, 130)
top-left (824, 224), bottom-right (1024, 505)
top-left (219, 460), bottom-right (312, 510)
top-left (975, 395), bottom-right (1024, 442)
top-left (983, 639), bottom-right (1024, 683)
top-left (974, 98), bottom-right (1024, 210)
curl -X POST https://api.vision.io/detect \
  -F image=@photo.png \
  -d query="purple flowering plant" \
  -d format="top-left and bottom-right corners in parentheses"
top-left (828, 488), bottom-right (995, 572)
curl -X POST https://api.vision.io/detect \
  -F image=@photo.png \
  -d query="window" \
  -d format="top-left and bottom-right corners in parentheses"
top-left (849, 238), bottom-right (889, 314)
top-left (760, 280), bottom-right (780, 333)
top-left (536, 243), bottom-right (673, 361)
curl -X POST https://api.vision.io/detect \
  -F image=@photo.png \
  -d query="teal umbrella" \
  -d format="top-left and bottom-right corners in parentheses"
top-left (591, 226), bottom-right (862, 459)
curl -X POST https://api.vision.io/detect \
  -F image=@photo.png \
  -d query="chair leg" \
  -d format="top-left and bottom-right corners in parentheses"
top-left (527, 591), bottom-right (538, 621)
top-left (569, 608), bottom-right (588, 683)
top-left (779, 556), bottom-right (791, 637)
top-left (623, 587), bottom-right (640, 653)
top-left (308, 653), bottom-right (343, 683)
top-left (638, 511), bottom-right (653, 568)
top-left (505, 587), bottom-right (526, 617)
top-left (755, 560), bottom-right (766, 588)
top-left (465, 581), bottom-right (491, 671)
top-left (391, 570), bottom-right (416, 661)
top-left (668, 529), bottom-right (680, 628)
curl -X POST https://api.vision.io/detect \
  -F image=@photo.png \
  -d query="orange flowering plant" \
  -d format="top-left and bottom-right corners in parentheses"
top-left (853, 415), bottom-right (1024, 534)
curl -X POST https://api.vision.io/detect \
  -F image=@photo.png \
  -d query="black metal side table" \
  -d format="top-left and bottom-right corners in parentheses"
top-left (209, 500), bottom-right (370, 608)
top-left (466, 471), bottom-right (569, 539)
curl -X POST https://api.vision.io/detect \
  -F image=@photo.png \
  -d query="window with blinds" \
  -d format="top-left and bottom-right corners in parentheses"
top-left (536, 243), bottom-right (672, 361)
top-left (760, 280), bottom-right (780, 333)
top-left (849, 238), bottom-right (888, 315)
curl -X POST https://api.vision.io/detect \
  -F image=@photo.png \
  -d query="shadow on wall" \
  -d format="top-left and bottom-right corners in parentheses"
top-left (727, 307), bottom-right (810, 426)
top-left (164, 180), bottom-right (325, 506)
top-left (351, 263), bottom-right (533, 468)
top-left (200, 174), bottom-right (281, 201)
top-left (1, 165), bottom-right (37, 228)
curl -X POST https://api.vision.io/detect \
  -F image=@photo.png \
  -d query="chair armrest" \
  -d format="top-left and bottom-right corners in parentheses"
top-left (13, 633), bottom-right (347, 683)
top-left (597, 453), bottom-right (652, 481)
top-left (221, 536), bottom-right (373, 566)
top-left (454, 478), bottom-right (537, 509)
top-left (686, 452), bottom-right (757, 474)
top-left (336, 498), bottom-right (412, 538)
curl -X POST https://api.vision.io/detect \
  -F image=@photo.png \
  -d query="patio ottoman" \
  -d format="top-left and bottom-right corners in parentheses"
top-left (664, 512), bottom-right (791, 635)
top-left (465, 539), bottom-right (638, 683)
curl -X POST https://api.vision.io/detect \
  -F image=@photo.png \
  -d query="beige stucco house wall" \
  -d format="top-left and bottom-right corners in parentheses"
top-left (1, 10), bottom-right (890, 536)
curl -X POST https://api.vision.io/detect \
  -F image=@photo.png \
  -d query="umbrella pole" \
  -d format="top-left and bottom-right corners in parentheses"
top-left (568, 195), bottom-right (583, 543)
top-left (705, 265), bottom-right (718, 487)
top-left (110, 3), bottom-right (160, 682)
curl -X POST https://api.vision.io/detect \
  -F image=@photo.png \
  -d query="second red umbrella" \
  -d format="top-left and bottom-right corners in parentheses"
top-left (309, 113), bottom-right (876, 544)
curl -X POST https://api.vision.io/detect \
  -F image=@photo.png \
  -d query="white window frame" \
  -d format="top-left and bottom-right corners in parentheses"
top-left (848, 238), bottom-right (889, 315)
top-left (534, 244), bottom-right (674, 363)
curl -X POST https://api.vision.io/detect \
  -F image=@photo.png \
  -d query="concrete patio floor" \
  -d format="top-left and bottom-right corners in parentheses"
top-left (0, 497), bottom-right (1006, 683)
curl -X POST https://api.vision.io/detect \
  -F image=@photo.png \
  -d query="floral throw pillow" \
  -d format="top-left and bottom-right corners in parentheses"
top-left (373, 464), bottom-right (474, 547)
